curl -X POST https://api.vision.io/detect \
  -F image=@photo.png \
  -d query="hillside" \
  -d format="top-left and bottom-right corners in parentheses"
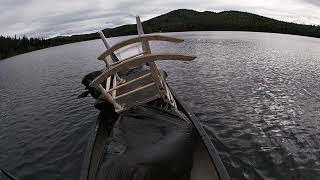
top-left (1, 9), bottom-right (320, 60)
top-left (105, 9), bottom-right (320, 37)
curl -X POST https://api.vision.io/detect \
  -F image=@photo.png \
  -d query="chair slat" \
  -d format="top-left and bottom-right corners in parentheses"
top-left (90, 53), bottom-right (196, 88)
top-left (107, 72), bottom-right (151, 93)
top-left (114, 82), bottom-right (156, 100)
top-left (98, 35), bottom-right (184, 60)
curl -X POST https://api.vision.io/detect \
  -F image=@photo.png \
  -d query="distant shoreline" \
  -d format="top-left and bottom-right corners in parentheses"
top-left (1, 9), bottom-right (319, 60)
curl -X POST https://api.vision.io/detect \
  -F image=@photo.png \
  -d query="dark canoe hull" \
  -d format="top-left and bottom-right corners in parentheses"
top-left (80, 85), bottom-right (230, 180)
top-left (80, 113), bottom-right (109, 180)
top-left (0, 169), bottom-right (18, 180)
top-left (171, 88), bottom-right (230, 180)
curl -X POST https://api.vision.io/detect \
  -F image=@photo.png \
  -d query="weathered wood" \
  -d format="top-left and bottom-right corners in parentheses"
top-left (97, 85), bottom-right (122, 111)
top-left (98, 35), bottom-right (184, 60)
top-left (91, 17), bottom-right (196, 112)
top-left (136, 16), bottom-right (144, 36)
top-left (107, 72), bottom-right (151, 93)
top-left (98, 31), bottom-right (120, 62)
top-left (112, 75), bottom-right (117, 98)
top-left (165, 82), bottom-right (177, 108)
top-left (136, 19), bottom-right (166, 103)
top-left (98, 31), bottom-right (111, 49)
top-left (103, 59), bottom-right (110, 67)
top-left (111, 51), bottom-right (145, 66)
top-left (104, 58), bottom-right (124, 83)
top-left (115, 82), bottom-right (156, 100)
top-left (115, 70), bottom-right (159, 109)
top-left (90, 54), bottom-right (196, 88)
top-left (136, 16), bottom-right (148, 51)
top-left (148, 61), bottom-right (167, 99)
top-left (106, 77), bottom-right (111, 91)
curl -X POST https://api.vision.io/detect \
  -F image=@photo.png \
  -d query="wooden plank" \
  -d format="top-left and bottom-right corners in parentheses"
top-left (148, 61), bottom-right (167, 98)
top-left (97, 85), bottom-right (122, 111)
top-left (136, 16), bottom-right (148, 52)
top-left (136, 16), bottom-right (145, 35)
top-left (98, 31), bottom-right (120, 62)
top-left (165, 83), bottom-right (177, 108)
top-left (114, 82), bottom-right (156, 100)
top-left (103, 59), bottom-right (110, 67)
top-left (110, 51), bottom-right (145, 66)
top-left (107, 73), bottom-right (151, 93)
top-left (98, 31), bottom-right (111, 49)
top-left (112, 75), bottom-right (117, 98)
top-left (106, 77), bottom-right (111, 91)
top-left (90, 53), bottom-right (196, 88)
top-left (98, 35), bottom-right (184, 60)
top-left (115, 70), bottom-right (158, 109)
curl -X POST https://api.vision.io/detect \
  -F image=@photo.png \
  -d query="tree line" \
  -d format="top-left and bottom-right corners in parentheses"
top-left (0, 34), bottom-right (98, 60)
top-left (1, 9), bottom-right (320, 60)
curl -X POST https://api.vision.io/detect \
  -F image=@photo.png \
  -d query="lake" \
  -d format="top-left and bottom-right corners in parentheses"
top-left (1, 31), bottom-right (320, 180)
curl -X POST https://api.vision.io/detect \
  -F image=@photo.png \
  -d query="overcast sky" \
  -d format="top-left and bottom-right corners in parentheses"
top-left (1, 0), bottom-right (320, 38)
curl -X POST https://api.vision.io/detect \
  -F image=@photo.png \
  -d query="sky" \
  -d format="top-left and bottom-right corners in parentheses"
top-left (1, 0), bottom-right (320, 38)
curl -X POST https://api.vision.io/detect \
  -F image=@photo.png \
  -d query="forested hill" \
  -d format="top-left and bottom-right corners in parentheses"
top-left (1, 9), bottom-right (320, 60)
top-left (105, 9), bottom-right (320, 37)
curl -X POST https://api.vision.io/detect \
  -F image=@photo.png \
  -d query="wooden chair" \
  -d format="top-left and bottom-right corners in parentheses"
top-left (91, 17), bottom-right (196, 112)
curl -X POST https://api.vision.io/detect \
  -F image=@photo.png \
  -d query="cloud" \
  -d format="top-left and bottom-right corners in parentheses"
top-left (302, 0), bottom-right (320, 7)
top-left (0, 0), bottom-right (319, 38)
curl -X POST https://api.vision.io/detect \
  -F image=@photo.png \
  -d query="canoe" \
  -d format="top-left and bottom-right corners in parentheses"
top-left (0, 168), bottom-right (18, 180)
top-left (79, 16), bottom-right (230, 180)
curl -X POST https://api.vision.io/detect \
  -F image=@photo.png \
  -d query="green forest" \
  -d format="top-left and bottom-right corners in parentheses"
top-left (0, 34), bottom-right (98, 60)
top-left (1, 9), bottom-right (320, 60)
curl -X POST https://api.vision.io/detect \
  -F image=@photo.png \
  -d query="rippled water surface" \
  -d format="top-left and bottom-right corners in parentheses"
top-left (1, 32), bottom-right (320, 180)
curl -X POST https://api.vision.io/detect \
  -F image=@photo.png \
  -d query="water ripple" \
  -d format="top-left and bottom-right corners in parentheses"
top-left (1, 32), bottom-right (320, 180)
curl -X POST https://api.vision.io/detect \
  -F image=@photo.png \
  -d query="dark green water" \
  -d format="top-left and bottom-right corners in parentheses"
top-left (1, 32), bottom-right (320, 180)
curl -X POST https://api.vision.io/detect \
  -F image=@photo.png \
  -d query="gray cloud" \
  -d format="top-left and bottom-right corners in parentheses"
top-left (302, 0), bottom-right (320, 7)
top-left (0, 0), bottom-right (319, 38)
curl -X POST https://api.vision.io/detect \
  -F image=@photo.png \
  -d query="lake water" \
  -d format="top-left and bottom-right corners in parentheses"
top-left (1, 31), bottom-right (320, 180)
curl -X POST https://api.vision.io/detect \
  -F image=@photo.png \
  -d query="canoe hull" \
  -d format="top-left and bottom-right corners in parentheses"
top-left (80, 84), bottom-right (229, 180)
top-left (172, 88), bottom-right (230, 180)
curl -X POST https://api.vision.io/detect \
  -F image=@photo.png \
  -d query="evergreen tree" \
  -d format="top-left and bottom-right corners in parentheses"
top-left (1, 9), bottom-right (319, 60)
